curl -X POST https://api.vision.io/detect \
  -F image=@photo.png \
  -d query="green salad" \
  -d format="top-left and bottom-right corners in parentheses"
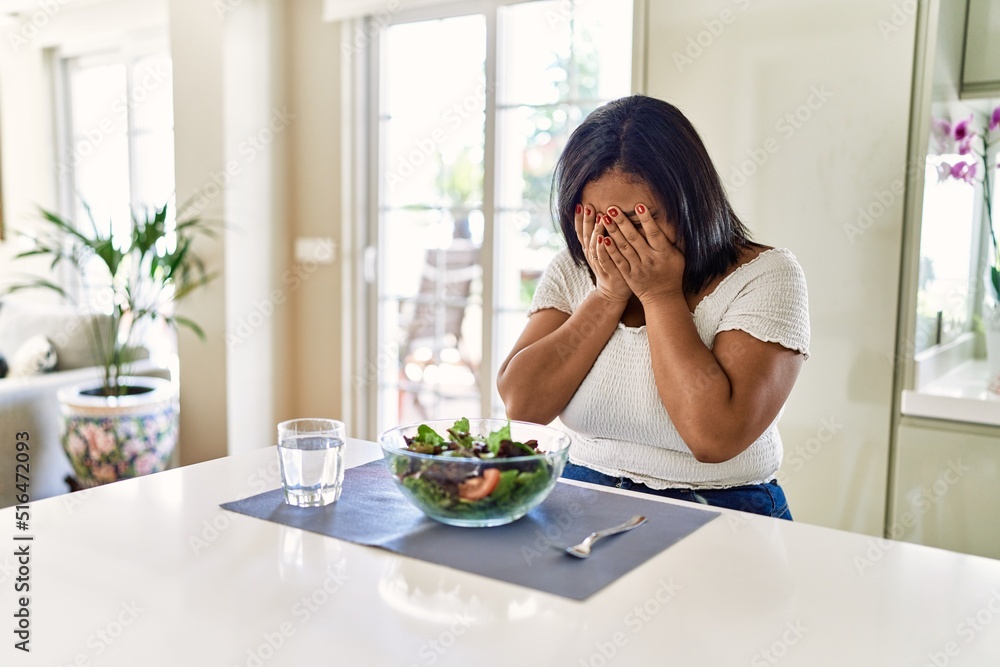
top-left (391, 418), bottom-right (555, 519)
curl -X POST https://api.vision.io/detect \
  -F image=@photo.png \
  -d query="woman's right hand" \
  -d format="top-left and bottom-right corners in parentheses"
top-left (575, 203), bottom-right (631, 304)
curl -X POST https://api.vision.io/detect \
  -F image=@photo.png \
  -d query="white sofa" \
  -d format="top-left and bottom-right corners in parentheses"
top-left (0, 299), bottom-right (169, 507)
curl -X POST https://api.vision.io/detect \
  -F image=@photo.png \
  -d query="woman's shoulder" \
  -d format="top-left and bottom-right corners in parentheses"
top-left (548, 246), bottom-right (580, 271)
top-left (530, 246), bottom-right (593, 314)
top-left (700, 247), bottom-right (806, 311)
top-left (736, 246), bottom-right (806, 285)
top-left (544, 246), bottom-right (591, 282)
top-left (727, 247), bottom-right (809, 311)
top-left (711, 246), bottom-right (811, 357)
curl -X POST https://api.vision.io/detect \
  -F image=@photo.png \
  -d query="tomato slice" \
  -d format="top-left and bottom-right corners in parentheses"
top-left (458, 468), bottom-right (501, 501)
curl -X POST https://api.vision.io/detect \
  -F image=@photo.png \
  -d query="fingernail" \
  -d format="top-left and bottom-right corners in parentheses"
top-left (603, 237), bottom-right (612, 246)
top-left (575, 204), bottom-right (582, 215)
top-left (585, 206), bottom-right (592, 216)
top-left (636, 203), bottom-right (646, 214)
top-left (607, 207), bottom-right (619, 217)
top-left (603, 215), bottom-right (613, 225)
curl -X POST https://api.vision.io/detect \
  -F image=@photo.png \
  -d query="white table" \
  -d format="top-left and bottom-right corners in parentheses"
top-left (3, 440), bottom-right (1000, 666)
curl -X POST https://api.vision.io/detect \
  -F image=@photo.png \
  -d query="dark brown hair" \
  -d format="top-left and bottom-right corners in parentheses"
top-left (552, 95), bottom-right (753, 294)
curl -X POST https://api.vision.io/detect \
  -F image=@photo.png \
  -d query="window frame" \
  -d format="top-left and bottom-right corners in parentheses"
top-left (909, 102), bottom-right (1000, 386)
top-left (54, 28), bottom-right (172, 237)
top-left (51, 28), bottom-right (173, 309)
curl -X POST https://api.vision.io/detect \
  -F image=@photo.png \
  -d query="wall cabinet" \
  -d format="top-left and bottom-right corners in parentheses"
top-left (892, 418), bottom-right (1000, 560)
top-left (963, 0), bottom-right (1000, 96)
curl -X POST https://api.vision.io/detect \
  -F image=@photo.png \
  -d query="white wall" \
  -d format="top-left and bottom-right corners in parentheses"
top-left (168, 0), bottom-right (342, 461)
top-left (221, 0), bottom-right (292, 454)
top-left (168, 0), bottom-right (229, 464)
top-left (645, 0), bottom-right (917, 535)
top-left (0, 18), bottom-right (54, 276)
top-left (285, 0), bottom-right (346, 425)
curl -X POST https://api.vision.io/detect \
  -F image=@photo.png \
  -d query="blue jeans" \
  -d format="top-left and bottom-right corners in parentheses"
top-left (561, 462), bottom-right (793, 520)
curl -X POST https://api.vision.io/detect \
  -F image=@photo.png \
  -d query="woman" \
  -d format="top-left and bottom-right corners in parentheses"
top-left (496, 95), bottom-right (810, 519)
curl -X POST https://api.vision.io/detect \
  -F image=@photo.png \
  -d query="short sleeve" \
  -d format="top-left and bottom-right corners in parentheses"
top-left (716, 251), bottom-right (811, 359)
top-left (528, 249), bottom-right (579, 316)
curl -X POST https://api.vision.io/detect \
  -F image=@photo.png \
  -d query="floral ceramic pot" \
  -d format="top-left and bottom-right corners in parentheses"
top-left (57, 377), bottom-right (179, 487)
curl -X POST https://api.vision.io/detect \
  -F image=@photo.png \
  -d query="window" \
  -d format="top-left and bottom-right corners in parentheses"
top-left (368, 0), bottom-right (633, 435)
top-left (915, 101), bottom-right (997, 354)
top-left (916, 154), bottom-right (978, 351)
top-left (58, 43), bottom-right (175, 310)
top-left (61, 49), bottom-right (175, 236)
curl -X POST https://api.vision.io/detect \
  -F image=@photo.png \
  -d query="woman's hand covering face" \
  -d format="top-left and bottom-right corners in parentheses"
top-left (574, 202), bottom-right (632, 304)
top-left (579, 169), bottom-right (684, 304)
top-left (600, 202), bottom-right (685, 304)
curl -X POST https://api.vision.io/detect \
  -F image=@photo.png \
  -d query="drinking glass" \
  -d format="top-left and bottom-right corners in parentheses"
top-left (277, 418), bottom-right (346, 507)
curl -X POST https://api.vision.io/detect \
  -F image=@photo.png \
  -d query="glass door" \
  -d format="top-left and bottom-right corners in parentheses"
top-left (371, 1), bottom-right (633, 436)
top-left (375, 15), bottom-right (488, 431)
top-left (492, 0), bottom-right (633, 416)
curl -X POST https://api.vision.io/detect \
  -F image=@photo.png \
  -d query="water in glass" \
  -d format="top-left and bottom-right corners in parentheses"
top-left (278, 436), bottom-right (345, 507)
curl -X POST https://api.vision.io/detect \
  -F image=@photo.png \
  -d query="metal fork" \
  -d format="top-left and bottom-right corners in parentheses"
top-left (565, 515), bottom-right (647, 559)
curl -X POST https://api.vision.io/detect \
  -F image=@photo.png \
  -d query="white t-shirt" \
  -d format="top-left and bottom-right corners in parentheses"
top-left (528, 247), bottom-right (810, 489)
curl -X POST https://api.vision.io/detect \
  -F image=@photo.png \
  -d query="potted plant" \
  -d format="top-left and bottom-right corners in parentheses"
top-left (6, 201), bottom-right (217, 486)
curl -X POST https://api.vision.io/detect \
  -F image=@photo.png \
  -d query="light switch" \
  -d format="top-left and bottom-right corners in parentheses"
top-left (294, 237), bottom-right (336, 264)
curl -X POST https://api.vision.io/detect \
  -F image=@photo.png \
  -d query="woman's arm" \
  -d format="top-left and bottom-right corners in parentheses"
top-left (642, 296), bottom-right (803, 462)
top-left (499, 202), bottom-right (633, 424)
top-left (599, 203), bottom-right (804, 463)
top-left (497, 292), bottom-right (626, 424)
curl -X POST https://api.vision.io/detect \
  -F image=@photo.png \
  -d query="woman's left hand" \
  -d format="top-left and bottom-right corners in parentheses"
top-left (600, 203), bottom-right (685, 303)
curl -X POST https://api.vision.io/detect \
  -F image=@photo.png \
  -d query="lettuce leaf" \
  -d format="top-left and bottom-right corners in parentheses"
top-left (486, 422), bottom-right (511, 455)
top-left (409, 424), bottom-right (444, 452)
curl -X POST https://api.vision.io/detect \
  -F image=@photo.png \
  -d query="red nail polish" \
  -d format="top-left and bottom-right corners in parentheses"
top-left (604, 237), bottom-right (612, 246)
top-left (575, 204), bottom-right (582, 215)
top-left (607, 207), bottom-right (618, 217)
top-left (603, 215), bottom-right (612, 225)
top-left (585, 206), bottom-right (592, 216)
top-left (636, 203), bottom-right (646, 214)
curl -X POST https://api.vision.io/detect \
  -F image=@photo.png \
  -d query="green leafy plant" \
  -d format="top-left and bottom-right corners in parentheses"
top-left (5, 201), bottom-right (218, 396)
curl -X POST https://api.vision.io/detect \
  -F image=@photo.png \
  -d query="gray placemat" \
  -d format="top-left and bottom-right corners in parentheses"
top-left (221, 460), bottom-right (718, 600)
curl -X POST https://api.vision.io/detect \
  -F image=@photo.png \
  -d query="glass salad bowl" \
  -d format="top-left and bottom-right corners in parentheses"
top-left (378, 418), bottom-right (571, 528)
